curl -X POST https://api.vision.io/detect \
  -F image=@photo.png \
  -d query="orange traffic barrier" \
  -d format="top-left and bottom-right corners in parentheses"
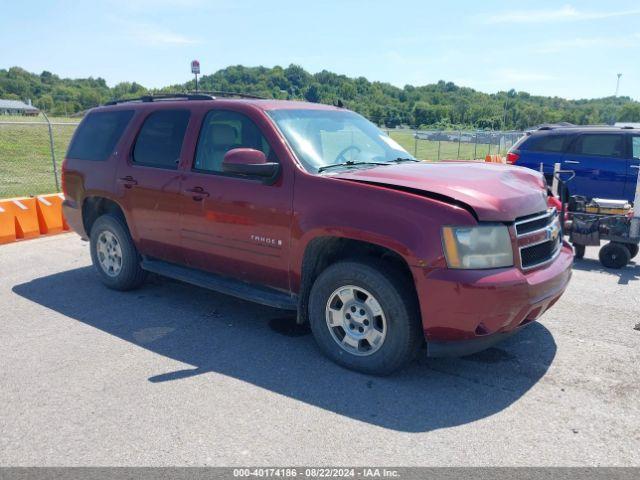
top-left (36, 193), bottom-right (69, 234)
top-left (0, 203), bottom-right (16, 244)
top-left (2, 197), bottom-right (40, 240)
top-left (0, 193), bottom-right (70, 245)
top-left (484, 154), bottom-right (506, 164)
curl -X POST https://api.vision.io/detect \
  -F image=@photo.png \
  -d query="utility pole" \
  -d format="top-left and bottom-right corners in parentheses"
top-left (502, 97), bottom-right (508, 129)
top-left (615, 73), bottom-right (622, 97)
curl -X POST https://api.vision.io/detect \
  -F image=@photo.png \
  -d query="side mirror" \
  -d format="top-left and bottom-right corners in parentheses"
top-left (222, 148), bottom-right (278, 177)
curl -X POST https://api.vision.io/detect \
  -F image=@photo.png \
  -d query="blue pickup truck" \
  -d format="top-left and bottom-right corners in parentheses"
top-left (507, 126), bottom-right (640, 202)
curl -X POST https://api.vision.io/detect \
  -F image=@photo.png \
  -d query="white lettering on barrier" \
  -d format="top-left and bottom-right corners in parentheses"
top-left (38, 196), bottom-right (52, 207)
top-left (12, 200), bottom-right (27, 210)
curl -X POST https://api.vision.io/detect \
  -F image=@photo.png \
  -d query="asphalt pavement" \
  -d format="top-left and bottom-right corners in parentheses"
top-left (1, 234), bottom-right (639, 466)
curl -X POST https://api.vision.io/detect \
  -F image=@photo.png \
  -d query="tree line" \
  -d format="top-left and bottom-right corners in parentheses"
top-left (1, 65), bottom-right (639, 130)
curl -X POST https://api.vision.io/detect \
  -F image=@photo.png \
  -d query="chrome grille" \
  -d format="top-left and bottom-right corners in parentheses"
top-left (515, 212), bottom-right (554, 235)
top-left (515, 208), bottom-right (561, 270)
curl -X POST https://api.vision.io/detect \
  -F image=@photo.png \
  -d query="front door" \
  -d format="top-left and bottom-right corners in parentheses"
top-left (563, 133), bottom-right (628, 200)
top-left (115, 109), bottom-right (191, 263)
top-left (179, 108), bottom-right (293, 291)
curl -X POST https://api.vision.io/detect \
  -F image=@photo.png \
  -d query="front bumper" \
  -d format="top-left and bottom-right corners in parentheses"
top-left (412, 241), bottom-right (573, 357)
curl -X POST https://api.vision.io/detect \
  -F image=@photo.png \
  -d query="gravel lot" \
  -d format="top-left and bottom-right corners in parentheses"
top-left (1, 234), bottom-right (639, 466)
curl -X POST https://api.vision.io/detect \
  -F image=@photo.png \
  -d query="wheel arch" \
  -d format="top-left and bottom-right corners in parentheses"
top-left (295, 235), bottom-right (418, 325)
top-left (82, 196), bottom-right (130, 238)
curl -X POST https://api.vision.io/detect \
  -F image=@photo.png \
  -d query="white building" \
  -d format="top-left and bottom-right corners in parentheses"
top-left (0, 99), bottom-right (39, 116)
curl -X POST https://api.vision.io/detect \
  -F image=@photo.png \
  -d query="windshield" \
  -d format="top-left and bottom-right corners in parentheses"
top-left (267, 109), bottom-right (415, 172)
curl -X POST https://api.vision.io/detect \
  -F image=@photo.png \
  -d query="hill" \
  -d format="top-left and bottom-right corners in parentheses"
top-left (1, 65), bottom-right (639, 130)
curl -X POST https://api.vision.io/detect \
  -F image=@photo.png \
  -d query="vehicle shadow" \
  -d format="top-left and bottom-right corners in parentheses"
top-left (13, 266), bottom-right (557, 433)
top-left (572, 258), bottom-right (640, 285)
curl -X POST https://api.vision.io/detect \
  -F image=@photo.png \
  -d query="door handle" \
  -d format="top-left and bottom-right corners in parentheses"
top-left (183, 187), bottom-right (210, 199)
top-left (631, 165), bottom-right (640, 169)
top-left (564, 160), bottom-right (580, 164)
top-left (117, 176), bottom-right (138, 187)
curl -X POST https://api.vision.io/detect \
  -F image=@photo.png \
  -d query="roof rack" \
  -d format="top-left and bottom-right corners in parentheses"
top-left (535, 122), bottom-right (576, 131)
top-left (193, 90), bottom-right (266, 100)
top-left (104, 93), bottom-right (215, 106)
top-left (535, 123), bottom-right (626, 131)
top-left (104, 90), bottom-right (266, 106)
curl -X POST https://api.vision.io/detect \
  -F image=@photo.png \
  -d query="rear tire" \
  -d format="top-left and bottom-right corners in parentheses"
top-left (598, 242), bottom-right (630, 269)
top-left (627, 244), bottom-right (639, 260)
top-left (308, 259), bottom-right (422, 375)
top-left (90, 214), bottom-right (147, 290)
top-left (573, 243), bottom-right (585, 259)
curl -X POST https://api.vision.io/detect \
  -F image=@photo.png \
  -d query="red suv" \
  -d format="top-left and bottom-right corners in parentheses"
top-left (62, 93), bottom-right (573, 375)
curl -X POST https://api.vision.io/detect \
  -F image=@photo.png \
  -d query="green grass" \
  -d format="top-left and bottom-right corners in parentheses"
top-left (388, 131), bottom-right (504, 162)
top-left (0, 116), bottom-right (77, 197)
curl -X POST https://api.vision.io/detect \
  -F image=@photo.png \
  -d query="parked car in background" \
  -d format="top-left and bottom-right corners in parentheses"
top-left (507, 126), bottom-right (640, 203)
top-left (62, 94), bottom-right (573, 375)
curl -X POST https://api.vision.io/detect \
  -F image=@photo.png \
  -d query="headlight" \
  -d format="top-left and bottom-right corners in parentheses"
top-left (442, 225), bottom-right (514, 269)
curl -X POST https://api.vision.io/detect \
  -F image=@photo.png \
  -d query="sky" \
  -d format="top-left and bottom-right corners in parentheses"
top-left (1, 0), bottom-right (639, 100)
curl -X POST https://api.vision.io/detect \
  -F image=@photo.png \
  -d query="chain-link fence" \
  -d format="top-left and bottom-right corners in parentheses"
top-left (387, 128), bottom-right (524, 162)
top-left (0, 115), bottom-right (79, 198)
top-left (0, 117), bottom-right (525, 198)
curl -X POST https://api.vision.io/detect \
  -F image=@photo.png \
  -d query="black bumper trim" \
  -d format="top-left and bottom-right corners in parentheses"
top-left (426, 325), bottom-right (530, 358)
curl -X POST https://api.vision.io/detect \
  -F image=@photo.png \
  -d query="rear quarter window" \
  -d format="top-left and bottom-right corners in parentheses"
top-left (67, 110), bottom-right (134, 161)
top-left (522, 134), bottom-right (568, 153)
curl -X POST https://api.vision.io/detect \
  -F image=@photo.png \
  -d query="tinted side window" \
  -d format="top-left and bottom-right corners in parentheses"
top-left (526, 135), bottom-right (567, 153)
top-left (632, 136), bottom-right (640, 159)
top-left (133, 110), bottom-right (190, 168)
top-left (67, 110), bottom-right (133, 161)
top-left (574, 134), bottom-right (624, 158)
top-left (194, 110), bottom-right (274, 173)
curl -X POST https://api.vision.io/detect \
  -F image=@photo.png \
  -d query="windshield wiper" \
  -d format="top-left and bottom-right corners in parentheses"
top-left (389, 157), bottom-right (420, 163)
top-left (317, 158), bottom-right (418, 173)
top-left (317, 161), bottom-right (389, 173)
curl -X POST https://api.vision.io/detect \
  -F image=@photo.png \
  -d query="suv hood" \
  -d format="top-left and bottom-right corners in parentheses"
top-left (331, 162), bottom-right (548, 222)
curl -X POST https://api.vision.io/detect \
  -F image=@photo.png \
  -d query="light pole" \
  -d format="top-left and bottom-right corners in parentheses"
top-left (615, 73), bottom-right (622, 97)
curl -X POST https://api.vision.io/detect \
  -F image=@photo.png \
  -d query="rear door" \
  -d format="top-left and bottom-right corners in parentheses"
top-left (563, 133), bottom-right (627, 200)
top-left (179, 107), bottom-right (293, 291)
top-left (624, 134), bottom-right (640, 202)
top-left (115, 109), bottom-right (191, 263)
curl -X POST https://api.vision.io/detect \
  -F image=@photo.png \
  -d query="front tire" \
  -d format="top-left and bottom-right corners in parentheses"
top-left (573, 243), bottom-right (585, 259)
top-left (627, 244), bottom-right (639, 260)
top-left (90, 214), bottom-right (147, 290)
top-left (308, 260), bottom-right (422, 375)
